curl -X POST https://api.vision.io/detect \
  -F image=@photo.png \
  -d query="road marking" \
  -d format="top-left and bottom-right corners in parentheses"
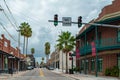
top-left (40, 68), bottom-right (44, 77)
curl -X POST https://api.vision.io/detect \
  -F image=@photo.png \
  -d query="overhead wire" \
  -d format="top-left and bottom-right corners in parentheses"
top-left (3, 0), bottom-right (18, 29)
top-left (0, 22), bottom-right (17, 41)
top-left (0, 5), bottom-right (17, 31)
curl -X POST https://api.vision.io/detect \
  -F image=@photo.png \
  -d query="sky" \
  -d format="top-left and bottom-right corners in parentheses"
top-left (0, 0), bottom-right (114, 63)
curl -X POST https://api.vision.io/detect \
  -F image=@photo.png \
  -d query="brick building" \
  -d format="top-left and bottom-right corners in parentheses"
top-left (76, 0), bottom-right (120, 76)
top-left (0, 34), bottom-right (25, 73)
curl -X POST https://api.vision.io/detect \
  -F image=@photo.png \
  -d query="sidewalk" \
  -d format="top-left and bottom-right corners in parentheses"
top-left (0, 70), bottom-right (28, 80)
top-left (52, 69), bottom-right (119, 80)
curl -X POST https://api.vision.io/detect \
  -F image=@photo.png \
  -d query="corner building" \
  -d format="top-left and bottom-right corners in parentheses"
top-left (76, 0), bottom-right (120, 76)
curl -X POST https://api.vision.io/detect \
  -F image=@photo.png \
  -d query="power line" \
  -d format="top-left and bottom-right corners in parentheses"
top-left (3, 0), bottom-right (18, 29)
top-left (0, 5), bottom-right (18, 31)
top-left (0, 22), bottom-right (17, 42)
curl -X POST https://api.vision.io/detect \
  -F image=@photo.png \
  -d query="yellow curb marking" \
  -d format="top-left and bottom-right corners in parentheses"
top-left (40, 69), bottom-right (44, 77)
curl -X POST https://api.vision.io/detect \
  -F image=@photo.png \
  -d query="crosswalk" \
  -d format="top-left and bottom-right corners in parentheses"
top-left (39, 68), bottom-right (44, 77)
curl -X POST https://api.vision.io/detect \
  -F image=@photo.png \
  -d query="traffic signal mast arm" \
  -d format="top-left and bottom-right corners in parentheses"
top-left (48, 20), bottom-right (120, 28)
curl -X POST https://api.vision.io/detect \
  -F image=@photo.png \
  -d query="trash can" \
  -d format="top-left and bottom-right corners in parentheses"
top-left (9, 68), bottom-right (13, 75)
top-left (69, 69), bottom-right (73, 74)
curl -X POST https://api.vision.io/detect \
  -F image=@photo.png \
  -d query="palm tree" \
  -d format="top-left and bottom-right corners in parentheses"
top-left (25, 27), bottom-right (32, 55)
top-left (56, 31), bottom-right (75, 73)
top-left (42, 57), bottom-right (44, 63)
top-left (31, 48), bottom-right (35, 55)
top-left (45, 42), bottom-right (50, 63)
top-left (19, 22), bottom-right (32, 55)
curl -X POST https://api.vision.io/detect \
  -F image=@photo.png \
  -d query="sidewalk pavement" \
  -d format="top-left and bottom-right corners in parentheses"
top-left (0, 70), bottom-right (28, 80)
top-left (52, 69), bottom-right (120, 80)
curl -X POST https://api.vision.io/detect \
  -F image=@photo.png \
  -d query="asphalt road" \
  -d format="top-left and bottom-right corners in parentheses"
top-left (7, 68), bottom-right (76, 80)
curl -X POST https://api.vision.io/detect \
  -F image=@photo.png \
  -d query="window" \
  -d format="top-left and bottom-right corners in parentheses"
top-left (98, 32), bottom-right (101, 45)
top-left (98, 58), bottom-right (103, 72)
top-left (81, 60), bottom-right (84, 70)
top-left (4, 56), bottom-right (8, 70)
top-left (4, 41), bottom-right (8, 47)
top-left (91, 59), bottom-right (95, 71)
top-left (117, 29), bottom-right (120, 42)
top-left (86, 60), bottom-right (89, 70)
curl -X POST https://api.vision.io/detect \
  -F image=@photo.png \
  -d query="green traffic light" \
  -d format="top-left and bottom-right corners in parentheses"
top-left (78, 23), bottom-right (82, 28)
top-left (54, 14), bottom-right (58, 26)
top-left (54, 21), bottom-right (58, 26)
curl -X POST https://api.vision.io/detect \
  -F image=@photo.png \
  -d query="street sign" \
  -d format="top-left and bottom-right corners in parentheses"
top-left (62, 17), bottom-right (72, 26)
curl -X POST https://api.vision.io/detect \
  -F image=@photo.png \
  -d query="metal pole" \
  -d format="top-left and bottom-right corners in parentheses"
top-left (48, 20), bottom-right (120, 28)
top-left (95, 26), bottom-right (98, 77)
top-left (62, 51), bottom-right (63, 72)
top-left (84, 32), bottom-right (87, 74)
top-left (17, 29), bottom-right (21, 73)
top-left (72, 56), bottom-right (73, 70)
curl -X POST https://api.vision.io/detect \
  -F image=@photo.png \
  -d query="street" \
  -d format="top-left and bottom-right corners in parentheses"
top-left (6, 68), bottom-right (76, 80)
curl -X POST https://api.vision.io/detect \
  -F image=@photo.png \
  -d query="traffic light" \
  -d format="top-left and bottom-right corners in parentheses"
top-left (54, 14), bottom-right (58, 26)
top-left (78, 16), bottom-right (82, 28)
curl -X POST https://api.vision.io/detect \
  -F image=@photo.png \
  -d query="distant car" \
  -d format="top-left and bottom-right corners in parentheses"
top-left (47, 66), bottom-right (54, 70)
top-left (27, 66), bottom-right (34, 70)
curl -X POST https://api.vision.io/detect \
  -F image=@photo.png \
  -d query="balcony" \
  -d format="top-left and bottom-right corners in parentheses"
top-left (80, 37), bottom-right (120, 56)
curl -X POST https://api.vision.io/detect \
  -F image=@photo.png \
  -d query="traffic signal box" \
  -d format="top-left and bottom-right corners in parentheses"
top-left (54, 14), bottom-right (58, 26)
top-left (78, 16), bottom-right (82, 28)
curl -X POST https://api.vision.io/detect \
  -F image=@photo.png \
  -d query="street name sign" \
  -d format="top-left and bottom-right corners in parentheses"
top-left (62, 17), bottom-right (72, 26)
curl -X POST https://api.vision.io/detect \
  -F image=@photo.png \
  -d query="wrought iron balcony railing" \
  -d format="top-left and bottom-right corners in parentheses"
top-left (80, 37), bottom-right (120, 56)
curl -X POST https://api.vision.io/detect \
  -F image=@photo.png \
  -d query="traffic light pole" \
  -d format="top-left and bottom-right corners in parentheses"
top-left (48, 20), bottom-right (120, 28)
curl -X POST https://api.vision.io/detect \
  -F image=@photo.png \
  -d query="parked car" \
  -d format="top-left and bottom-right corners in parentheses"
top-left (27, 66), bottom-right (34, 70)
top-left (47, 66), bottom-right (54, 70)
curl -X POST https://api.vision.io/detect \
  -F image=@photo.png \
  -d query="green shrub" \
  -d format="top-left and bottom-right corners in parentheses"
top-left (105, 68), bottom-right (111, 76)
top-left (111, 66), bottom-right (119, 77)
top-left (105, 66), bottom-right (119, 77)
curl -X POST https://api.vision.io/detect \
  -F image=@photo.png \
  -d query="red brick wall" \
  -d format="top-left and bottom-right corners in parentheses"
top-left (98, 0), bottom-right (120, 20)
top-left (98, 27), bottom-right (117, 39)
top-left (102, 54), bottom-right (117, 75)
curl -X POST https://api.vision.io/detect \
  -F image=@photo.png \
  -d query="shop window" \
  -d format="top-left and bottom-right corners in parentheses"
top-left (98, 58), bottom-right (103, 72)
top-left (81, 60), bottom-right (84, 70)
top-left (4, 41), bottom-right (8, 47)
top-left (91, 59), bottom-right (95, 71)
top-left (86, 60), bottom-right (89, 70)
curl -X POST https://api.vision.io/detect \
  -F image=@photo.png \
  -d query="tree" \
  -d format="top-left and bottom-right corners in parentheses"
top-left (25, 27), bottom-right (32, 55)
top-left (31, 48), bottom-right (35, 55)
top-left (45, 42), bottom-right (50, 63)
top-left (56, 31), bottom-right (75, 73)
top-left (42, 57), bottom-right (44, 62)
top-left (19, 22), bottom-right (32, 55)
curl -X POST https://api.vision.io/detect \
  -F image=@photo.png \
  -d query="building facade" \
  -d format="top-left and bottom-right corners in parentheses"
top-left (50, 49), bottom-right (76, 72)
top-left (76, 0), bottom-right (120, 76)
top-left (0, 34), bottom-right (25, 73)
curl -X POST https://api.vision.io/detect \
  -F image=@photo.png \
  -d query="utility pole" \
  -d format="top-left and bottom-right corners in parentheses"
top-left (17, 29), bottom-right (21, 73)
